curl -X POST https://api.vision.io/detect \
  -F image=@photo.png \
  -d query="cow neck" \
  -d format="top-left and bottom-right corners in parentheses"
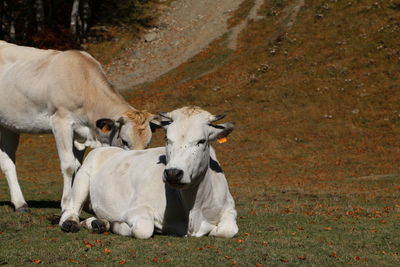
top-left (178, 167), bottom-right (210, 214)
top-left (90, 96), bottom-right (132, 123)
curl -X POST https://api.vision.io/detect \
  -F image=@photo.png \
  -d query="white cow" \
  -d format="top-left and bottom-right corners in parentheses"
top-left (60, 106), bottom-right (238, 238)
top-left (0, 41), bottom-right (155, 212)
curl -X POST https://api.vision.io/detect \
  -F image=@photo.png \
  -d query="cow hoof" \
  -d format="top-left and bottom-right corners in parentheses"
top-left (15, 204), bottom-right (31, 213)
top-left (61, 220), bottom-right (80, 233)
top-left (91, 220), bottom-right (107, 234)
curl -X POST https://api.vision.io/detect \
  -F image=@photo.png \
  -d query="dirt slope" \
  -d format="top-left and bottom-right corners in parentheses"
top-left (106, 0), bottom-right (244, 90)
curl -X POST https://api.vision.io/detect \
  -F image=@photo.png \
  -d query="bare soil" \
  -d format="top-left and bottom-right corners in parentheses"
top-left (105, 0), bottom-right (244, 90)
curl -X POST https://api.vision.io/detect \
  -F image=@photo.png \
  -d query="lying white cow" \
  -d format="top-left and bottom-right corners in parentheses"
top-left (60, 106), bottom-right (238, 238)
top-left (0, 41), bottom-right (155, 212)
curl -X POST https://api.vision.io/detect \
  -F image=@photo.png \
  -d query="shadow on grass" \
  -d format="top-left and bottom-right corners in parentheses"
top-left (0, 200), bottom-right (60, 209)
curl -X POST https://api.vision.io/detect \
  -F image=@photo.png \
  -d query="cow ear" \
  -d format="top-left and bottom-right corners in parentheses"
top-left (208, 122), bottom-right (235, 142)
top-left (96, 118), bottom-right (115, 134)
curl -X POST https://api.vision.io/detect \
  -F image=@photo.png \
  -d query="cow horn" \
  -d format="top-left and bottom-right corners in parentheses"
top-left (158, 112), bottom-right (172, 121)
top-left (209, 114), bottom-right (225, 122)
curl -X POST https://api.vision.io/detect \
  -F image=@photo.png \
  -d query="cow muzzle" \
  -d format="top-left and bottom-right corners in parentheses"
top-left (164, 168), bottom-right (184, 186)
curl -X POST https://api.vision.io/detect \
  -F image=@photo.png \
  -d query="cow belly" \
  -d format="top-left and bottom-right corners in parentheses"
top-left (0, 110), bottom-right (52, 133)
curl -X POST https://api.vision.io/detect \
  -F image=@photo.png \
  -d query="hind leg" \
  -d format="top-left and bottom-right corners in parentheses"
top-left (0, 127), bottom-right (28, 212)
top-left (81, 217), bottom-right (110, 234)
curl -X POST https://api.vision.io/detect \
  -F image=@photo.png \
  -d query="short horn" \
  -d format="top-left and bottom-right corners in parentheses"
top-left (158, 112), bottom-right (172, 120)
top-left (209, 114), bottom-right (225, 122)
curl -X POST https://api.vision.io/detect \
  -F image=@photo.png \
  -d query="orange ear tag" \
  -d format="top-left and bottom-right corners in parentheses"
top-left (217, 137), bottom-right (228, 144)
top-left (101, 126), bottom-right (111, 134)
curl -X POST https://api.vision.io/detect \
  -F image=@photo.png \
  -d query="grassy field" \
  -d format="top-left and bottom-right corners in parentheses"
top-left (1, 0), bottom-right (400, 265)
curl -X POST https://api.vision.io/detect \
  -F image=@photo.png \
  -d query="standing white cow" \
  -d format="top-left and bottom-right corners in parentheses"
top-left (60, 106), bottom-right (238, 238)
top-left (0, 41), bottom-right (155, 212)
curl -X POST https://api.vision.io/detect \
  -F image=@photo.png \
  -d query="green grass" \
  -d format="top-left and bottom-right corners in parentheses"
top-left (1, 0), bottom-right (400, 265)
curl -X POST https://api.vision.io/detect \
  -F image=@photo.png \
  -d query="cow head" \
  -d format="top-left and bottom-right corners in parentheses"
top-left (96, 110), bottom-right (157, 150)
top-left (157, 106), bottom-right (234, 189)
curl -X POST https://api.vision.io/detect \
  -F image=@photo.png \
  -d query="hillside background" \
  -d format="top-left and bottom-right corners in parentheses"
top-left (0, 0), bottom-right (400, 265)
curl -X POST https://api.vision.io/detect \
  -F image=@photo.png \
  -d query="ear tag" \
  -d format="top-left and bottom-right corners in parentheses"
top-left (217, 137), bottom-right (228, 144)
top-left (101, 126), bottom-right (111, 134)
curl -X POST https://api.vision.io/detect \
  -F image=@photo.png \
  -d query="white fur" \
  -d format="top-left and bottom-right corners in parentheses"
top-left (0, 41), bottom-right (153, 211)
top-left (60, 107), bottom-right (238, 238)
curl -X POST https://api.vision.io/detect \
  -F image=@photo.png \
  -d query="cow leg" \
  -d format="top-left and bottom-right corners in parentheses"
top-left (59, 162), bottom-right (91, 233)
top-left (209, 208), bottom-right (238, 238)
top-left (51, 114), bottom-right (80, 211)
top-left (0, 127), bottom-right (28, 212)
top-left (72, 145), bottom-right (86, 186)
top-left (126, 207), bottom-right (155, 239)
top-left (110, 222), bottom-right (133, 236)
top-left (80, 217), bottom-right (110, 233)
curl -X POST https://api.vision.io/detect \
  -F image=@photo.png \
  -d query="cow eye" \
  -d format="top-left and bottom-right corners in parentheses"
top-left (121, 139), bottom-right (129, 147)
top-left (197, 139), bottom-right (206, 145)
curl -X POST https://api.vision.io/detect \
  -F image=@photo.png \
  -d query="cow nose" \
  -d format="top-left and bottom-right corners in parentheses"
top-left (164, 168), bottom-right (184, 183)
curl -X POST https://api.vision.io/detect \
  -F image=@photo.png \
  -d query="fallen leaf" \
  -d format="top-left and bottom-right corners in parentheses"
top-left (354, 256), bottom-right (360, 261)
top-left (151, 257), bottom-right (158, 263)
top-left (32, 259), bottom-right (42, 264)
top-left (67, 258), bottom-right (78, 263)
top-left (225, 256), bottom-right (232, 260)
top-left (297, 227), bottom-right (304, 231)
top-left (280, 259), bottom-right (289, 263)
top-left (370, 229), bottom-right (378, 233)
top-left (95, 240), bottom-right (102, 244)
top-left (244, 232), bottom-right (250, 236)
top-left (237, 239), bottom-right (244, 243)
top-left (298, 256), bottom-right (306, 260)
top-left (255, 264), bottom-right (264, 267)
top-left (83, 240), bottom-right (94, 248)
top-left (323, 227), bottom-right (332, 231)
top-left (118, 260), bottom-right (127, 265)
top-left (230, 260), bottom-right (236, 265)
top-left (104, 248), bottom-right (112, 254)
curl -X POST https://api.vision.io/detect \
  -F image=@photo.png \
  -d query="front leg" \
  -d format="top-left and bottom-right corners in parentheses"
top-left (80, 217), bottom-right (110, 234)
top-left (124, 206), bottom-right (155, 239)
top-left (59, 161), bottom-right (91, 232)
top-left (209, 208), bottom-right (238, 238)
top-left (51, 113), bottom-right (80, 211)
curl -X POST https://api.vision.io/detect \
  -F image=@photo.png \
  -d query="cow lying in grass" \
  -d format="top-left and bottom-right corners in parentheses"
top-left (0, 41), bottom-right (155, 212)
top-left (60, 106), bottom-right (238, 238)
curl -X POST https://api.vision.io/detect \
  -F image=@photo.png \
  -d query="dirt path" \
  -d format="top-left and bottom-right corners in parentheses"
top-left (106, 0), bottom-right (243, 90)
top-left (228, 0), bottom-right (265, 50)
